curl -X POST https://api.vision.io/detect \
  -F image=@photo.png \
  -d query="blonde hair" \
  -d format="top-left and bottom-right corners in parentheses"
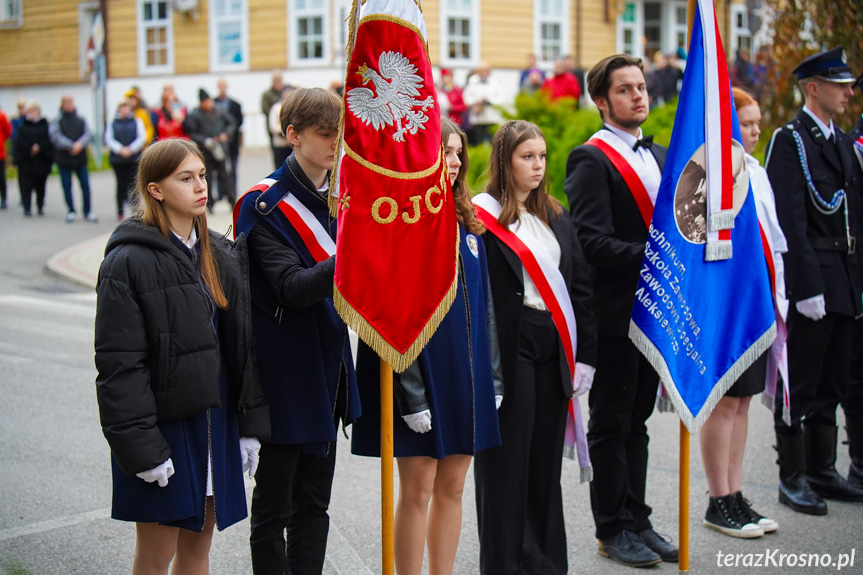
top-left (132, 139), bottom-right (228, 309)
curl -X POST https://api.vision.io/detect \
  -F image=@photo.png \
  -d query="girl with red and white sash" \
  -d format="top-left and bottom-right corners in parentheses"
top-left (473, 120), bottom-right (597, 575)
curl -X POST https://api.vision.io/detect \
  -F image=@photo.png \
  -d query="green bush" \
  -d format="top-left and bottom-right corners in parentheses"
top-left (465, 91), bottom-right (678, 208)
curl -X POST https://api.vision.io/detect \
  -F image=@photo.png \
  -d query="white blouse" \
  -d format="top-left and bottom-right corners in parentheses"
top-left (516, 210), bottom-right (561, 310)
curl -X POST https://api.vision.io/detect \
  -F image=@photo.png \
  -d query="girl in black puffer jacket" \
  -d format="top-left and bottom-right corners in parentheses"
top-left (95, 138), bottom-right (270, 573)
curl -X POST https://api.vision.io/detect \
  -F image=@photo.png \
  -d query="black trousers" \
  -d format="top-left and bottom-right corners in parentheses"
top-left (112, 163), bottom-right (135, 217)
top-left (250, 442), bottom-right (337, 575)
top-left (587, 334), bottom-right (658, 540)
top-left (203, 151), bottom-right (234, 208)
top-left (842, 319), bottom-right (863, 419)
top-left (475, 307), bottom-right (569, 575)
top-left (776, 309), bottom-right (855, 432)
top-left (18, 169), bottom-right (48, 214)
top-left (0, 158), bottom-right (6, 203)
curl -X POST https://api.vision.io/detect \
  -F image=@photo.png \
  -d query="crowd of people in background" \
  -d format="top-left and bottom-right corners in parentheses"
top-left (0, 46), bottom-right (778, 222)
top-left (0, 77), bottom-right (247, 221)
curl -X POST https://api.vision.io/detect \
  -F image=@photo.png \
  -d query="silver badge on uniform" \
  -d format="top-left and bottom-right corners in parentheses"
top-left (466, 234), bottom-right (479, 258)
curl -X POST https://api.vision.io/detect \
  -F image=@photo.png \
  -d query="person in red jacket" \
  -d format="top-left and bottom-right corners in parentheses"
top-left (541, 58), bottom-right (582, 103)
top-left (0, 104), bottom-right (11, 210)
top-left (438, 68), bottom-right (468, 126)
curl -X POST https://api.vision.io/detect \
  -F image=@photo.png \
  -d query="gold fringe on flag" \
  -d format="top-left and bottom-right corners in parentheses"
top-left (334, 226), bottom-right (460, 373)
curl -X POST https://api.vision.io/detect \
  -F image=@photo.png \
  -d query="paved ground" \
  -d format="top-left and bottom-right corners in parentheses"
top-left (0, 149), bottom-right (861, 574)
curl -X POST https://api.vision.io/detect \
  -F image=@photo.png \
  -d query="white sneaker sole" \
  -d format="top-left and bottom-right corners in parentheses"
top-left (703, 520), bottom-right (764, 538)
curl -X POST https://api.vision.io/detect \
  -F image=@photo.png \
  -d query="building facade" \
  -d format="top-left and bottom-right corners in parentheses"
top-left (0, 0), bottom-right (744, 147)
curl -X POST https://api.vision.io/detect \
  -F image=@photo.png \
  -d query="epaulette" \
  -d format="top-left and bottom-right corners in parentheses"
top-left (242, 177), bottom-right (287, 216)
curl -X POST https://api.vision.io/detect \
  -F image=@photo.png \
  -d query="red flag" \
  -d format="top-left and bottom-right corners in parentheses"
top-left (331, 0), bottom-right (458, 372)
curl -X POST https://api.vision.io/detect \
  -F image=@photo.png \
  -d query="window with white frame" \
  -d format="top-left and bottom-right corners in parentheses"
top-left (729, 3), bottom-right (751, 58)
top-left (138, 0), bottom-right (173, 73)
top-left (210, 0), bottom-right (248, 70)
top-left (0, 0), bottom-right (22, 28)
top-left (617, 1), bottom-right (690, 60)
top-left (440, 0), bottom-right (479, 66)
top-left (290, 0), bottom-right (328, 66)
top-left (672, 2), bottom-right (687, 54)
top-left (332, 0), bottom-right (351, 67)
top-left (617, 2), bottom-right (639, 57)
top-left (534, 0), bottom-right (569, 65)
top-left (78, 3), bottom-right (100, 79)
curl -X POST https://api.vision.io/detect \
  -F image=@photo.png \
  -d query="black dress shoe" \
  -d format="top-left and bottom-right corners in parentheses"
top-left (804, 423), bottom-right (863, 502)
top-left (637, 528), bottom-right (679, 561)
top-left (777, 432), bottom-right (828, 515)
top-left (849, 459), bottom-right (863, 489)
top-left (806, 469), bottom-right (863, 501)
top-left (779, 474), bottom-right (828, 515)
top-left (598, 530), bottom-right (662, 568)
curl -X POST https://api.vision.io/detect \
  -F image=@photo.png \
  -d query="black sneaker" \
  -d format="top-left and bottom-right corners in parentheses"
top-left (704, 494), bottom-right (763, 538)
top-left (598, 530), bottom-right (662, 568)
top-left (733, 491), bottom-right (778, 533)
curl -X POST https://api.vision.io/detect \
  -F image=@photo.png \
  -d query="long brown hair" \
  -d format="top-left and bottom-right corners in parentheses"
top-left (486, 120), bottom-right (561, 226)
top-left (441, 118), bottom-right (483, 235)
top-left (132, 138), bottom-right (228, 309)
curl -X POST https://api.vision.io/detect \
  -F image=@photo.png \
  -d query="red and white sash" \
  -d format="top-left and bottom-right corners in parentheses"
top-left (585, 129), bottom-right (660, 227)
top-left (473, 193), bottom-right (591, 480)
top-left (233, 178), bottom-right (335, 263)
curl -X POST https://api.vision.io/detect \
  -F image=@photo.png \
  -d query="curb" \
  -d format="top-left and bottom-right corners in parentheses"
top-left (45, 233), bottom-right (109, 290)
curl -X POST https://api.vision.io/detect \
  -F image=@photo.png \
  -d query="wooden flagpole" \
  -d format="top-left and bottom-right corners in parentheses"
top-left (380, 359), bottom-right (395, 575)
top-left (679, 420), bottom-right (690, 573)
top-left (680, 2), bottom-right (696, 573)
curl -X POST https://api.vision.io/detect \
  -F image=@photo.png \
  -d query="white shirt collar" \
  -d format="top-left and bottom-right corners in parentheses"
top-left (802, 105), bottom-right (835, 140)
top-left (604, 123), bottom-right (643, 149)
top-left (172, 226), bottom-right (198, 250)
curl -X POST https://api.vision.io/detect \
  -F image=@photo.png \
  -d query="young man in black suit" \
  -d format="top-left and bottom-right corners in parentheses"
top-left (766, 47), bottom-right (863, 515)
top-left (565, 54), bottom-right (676, 568)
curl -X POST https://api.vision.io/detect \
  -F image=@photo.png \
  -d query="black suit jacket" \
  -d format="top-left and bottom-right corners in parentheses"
top-left (565, 136), bottom-right (667, 337)
top-left (217, 97), bottom-right (244, 156)
top-left (766, 110), bottom-right (862, 317)
top-left (483, 205), bottom-right (598, 400)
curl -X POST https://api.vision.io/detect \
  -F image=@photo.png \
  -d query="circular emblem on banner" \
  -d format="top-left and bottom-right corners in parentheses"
top-left (673, 141), bottom-right (749, 244)
top-left (466, 234), bottom-right (479, 258)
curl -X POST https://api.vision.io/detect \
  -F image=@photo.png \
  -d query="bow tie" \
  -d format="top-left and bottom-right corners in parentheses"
top-left (633, 135), bottom-right (653, 151)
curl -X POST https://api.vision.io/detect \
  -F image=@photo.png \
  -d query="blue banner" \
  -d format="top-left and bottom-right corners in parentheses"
top-left (628, 1), bottom-right (776, 432)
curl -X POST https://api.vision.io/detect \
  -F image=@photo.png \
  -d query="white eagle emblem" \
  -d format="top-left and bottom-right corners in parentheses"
top-left (347, 51), bottom-right (436, 142)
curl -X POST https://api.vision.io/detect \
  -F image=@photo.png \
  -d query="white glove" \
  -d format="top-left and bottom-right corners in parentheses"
top-left (136, 458), bottom-right (175, 488)
top-left (495, 395), bottom-right (503, 410)
top-left (573, 362), bottom-right (596, 397)
top-left (796, 294), bottom-right (826, 321)
top-left (402, 410), bottom-right (432, 434)
top-left (239, 437), bottom-right (261, 479)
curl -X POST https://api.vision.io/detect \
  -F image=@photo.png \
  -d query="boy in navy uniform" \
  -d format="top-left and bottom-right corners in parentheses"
top-left (765, 47), bottom-right (863, 515)
top-left (234, 87), bottom-right (361, 574)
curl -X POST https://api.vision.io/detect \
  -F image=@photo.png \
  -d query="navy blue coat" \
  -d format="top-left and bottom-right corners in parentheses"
top-left (236, 155), bottom-right (360, 447)
top-left (352, 226), bottom-right (502, 459)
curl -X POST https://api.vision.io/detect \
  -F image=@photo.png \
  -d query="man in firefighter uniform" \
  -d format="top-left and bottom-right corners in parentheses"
top-left (766, 47), bottom-right (863, 515)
